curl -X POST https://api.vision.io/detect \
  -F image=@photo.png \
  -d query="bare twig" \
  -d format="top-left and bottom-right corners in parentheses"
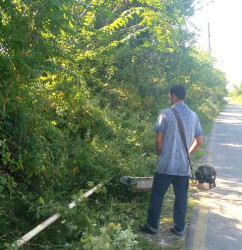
top-left (80, 0), bottom-right (94, 18)
top-left (112, 0), bottom-right (126, 13)
top-left (118, 23), bottom-right (141, 32)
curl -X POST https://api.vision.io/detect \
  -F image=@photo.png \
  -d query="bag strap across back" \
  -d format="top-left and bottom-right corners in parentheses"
top-left (171, 106), bottom-right (192, 171)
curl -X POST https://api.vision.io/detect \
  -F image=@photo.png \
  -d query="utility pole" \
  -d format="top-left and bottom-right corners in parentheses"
top-left (208, 22), bottom-right (211, 52)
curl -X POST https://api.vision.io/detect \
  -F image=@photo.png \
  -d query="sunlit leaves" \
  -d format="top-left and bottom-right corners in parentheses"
top-left (0, 0), bottom-right (227, 246)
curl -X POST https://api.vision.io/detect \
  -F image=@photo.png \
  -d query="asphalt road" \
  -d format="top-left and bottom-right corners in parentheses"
top-left (186, 104), bottom-right (242, 250)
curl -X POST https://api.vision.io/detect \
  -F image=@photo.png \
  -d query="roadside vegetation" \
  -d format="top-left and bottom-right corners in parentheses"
top-left (1, 0), bottom-right (227, 249)
top-left (228, 82), bottom-right (242, 104)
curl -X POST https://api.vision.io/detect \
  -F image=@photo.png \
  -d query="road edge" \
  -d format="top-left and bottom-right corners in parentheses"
top-left (185, 118), bottom-right (217, 249)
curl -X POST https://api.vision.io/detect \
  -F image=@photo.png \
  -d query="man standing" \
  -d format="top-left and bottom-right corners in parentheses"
top-left (139, 84), bottom-right (203, 236)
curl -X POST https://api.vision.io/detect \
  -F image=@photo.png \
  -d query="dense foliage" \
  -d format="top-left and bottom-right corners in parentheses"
top-left (0, 0), bottom-right (227, 248)
top-left (229, 82), bottom-right (242, 98)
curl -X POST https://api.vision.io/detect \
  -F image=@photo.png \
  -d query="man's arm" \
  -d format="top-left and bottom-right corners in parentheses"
top-left (155, 132), bottom-right (163, 156)
top-left (189, 135), bottom-right (203, 155)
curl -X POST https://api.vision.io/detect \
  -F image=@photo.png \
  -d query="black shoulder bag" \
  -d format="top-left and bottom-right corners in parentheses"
top-left (171, 107), bottom-right (216, 190)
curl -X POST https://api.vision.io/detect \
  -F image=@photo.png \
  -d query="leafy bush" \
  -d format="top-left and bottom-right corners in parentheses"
top-left (0, 0), bottom-right (228, 248)
top-left (81, 222), bottom-right (138, 250)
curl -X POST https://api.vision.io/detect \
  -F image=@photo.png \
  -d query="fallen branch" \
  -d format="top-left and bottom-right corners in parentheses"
top-left (13, 183), bottom-right (104, 247)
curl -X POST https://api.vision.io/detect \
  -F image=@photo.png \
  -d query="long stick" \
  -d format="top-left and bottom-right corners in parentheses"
top-left (129, 176), bottom-right (153, 179)
top-left (14, 183), bottom-right (103, 247)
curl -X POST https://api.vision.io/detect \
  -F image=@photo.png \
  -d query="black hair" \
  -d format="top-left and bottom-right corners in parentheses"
top-left (170, 84), bottom-right (186, 100)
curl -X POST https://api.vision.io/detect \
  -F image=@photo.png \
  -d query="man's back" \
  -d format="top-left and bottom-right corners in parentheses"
top-left (154, 103), bottom-right (202, 176)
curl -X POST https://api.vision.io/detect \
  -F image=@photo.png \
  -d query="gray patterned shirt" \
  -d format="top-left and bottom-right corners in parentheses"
top-left (153, 103), bottom-right (203, 176)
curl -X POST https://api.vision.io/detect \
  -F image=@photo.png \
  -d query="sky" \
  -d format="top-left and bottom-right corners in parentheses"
top-left (191, 0), bottom-right (242, 90)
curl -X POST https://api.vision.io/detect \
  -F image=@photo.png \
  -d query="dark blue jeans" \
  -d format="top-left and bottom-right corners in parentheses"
top-left (147, 172), bottom-right (189, 232)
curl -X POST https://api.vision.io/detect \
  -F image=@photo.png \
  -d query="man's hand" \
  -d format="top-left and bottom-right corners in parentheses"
top-left (189, 135), bottom-right (203, 155)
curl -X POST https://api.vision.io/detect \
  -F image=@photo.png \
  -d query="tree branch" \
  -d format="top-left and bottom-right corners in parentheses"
top-left (112, 0), bottom-right (126, 13)
top-left (118, 23), bottom-right (141, 32)
top-left (80, 0), bottom-right (94, 18)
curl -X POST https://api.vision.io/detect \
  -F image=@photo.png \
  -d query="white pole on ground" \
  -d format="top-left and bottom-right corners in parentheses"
top-left (14, 183), bottom-right (103, 247)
